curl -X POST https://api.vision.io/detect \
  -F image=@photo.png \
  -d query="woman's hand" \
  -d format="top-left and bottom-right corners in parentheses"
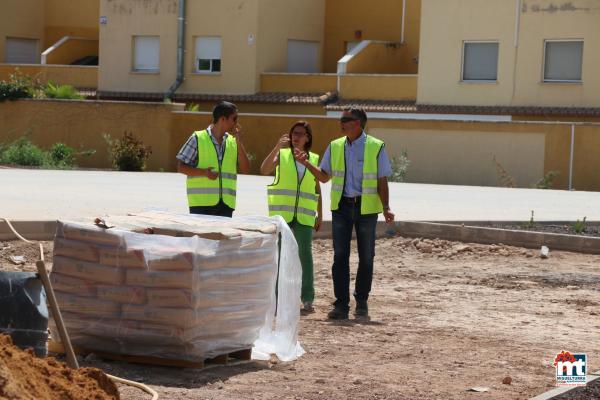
top-left (278, 134), bottom-right (290, 149)
top-left (314, 214), bottom-right (322, 232)
top-left (293, 148), bottom-right (309, 165)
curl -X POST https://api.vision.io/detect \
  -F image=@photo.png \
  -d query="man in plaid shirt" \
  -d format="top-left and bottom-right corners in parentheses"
top-left (176, 101), bottom-right (250, 217)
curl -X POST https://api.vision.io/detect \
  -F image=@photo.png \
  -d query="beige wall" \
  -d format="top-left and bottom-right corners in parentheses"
top-left (324, 0), bottom-right (421, 73)
top-left (371, 127), bottom-right (545, 187)
top-left (260, 73), bottom-right (337, 93)
top-left (0, 0), bottom-right (45, 63)
top-left (260, 72), bottom-right (417, 100)
top-left (44, 0), bottom-right (99, 47)
top-left (346, 42), bottom-right (408, 74)
top-left (0, 64), bottom-right (98, 88)
top-left (417, 0), bottom-right (517, 106)
top-left (99, 0), bottom-right (325, 95)
top-left (180, 0), bottom-right (259, 94)
top-left (418, 0), bottom-right (600, 108)
top-left (340, 74), bottom-right (417, 100)
top-left (0, 0), bottom-right (98, 64)
top-left (513, 0), bottom-right (600, 107)
top-left (98, 0), bottom-right (179, 93)
top-left (179, 101), bottom-right (326, 116)
top-left (0, 99), bottom-right (183, 171)
top-left (257, 0), bottom-right (325, 74)
top-left (572, 125), bottom-right (600, 191)
top-left (4, 99), bottom-right (600, 191)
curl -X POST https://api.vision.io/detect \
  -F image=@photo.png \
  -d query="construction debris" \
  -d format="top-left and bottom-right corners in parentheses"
top-left (8, 255), bottom-right (25, 265)
top-left (540, 246), bottom-right (550, 259)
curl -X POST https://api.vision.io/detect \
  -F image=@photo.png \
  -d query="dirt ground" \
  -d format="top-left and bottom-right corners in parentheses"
top-left (2, 236), bottom-right (600, 400)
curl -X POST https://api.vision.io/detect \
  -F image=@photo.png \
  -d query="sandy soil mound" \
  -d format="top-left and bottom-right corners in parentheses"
top-left (0, 334), bottom-right (119, 400)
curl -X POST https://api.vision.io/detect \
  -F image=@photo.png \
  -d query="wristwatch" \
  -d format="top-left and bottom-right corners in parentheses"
top-left (383, 205), bottom-right (390, 211)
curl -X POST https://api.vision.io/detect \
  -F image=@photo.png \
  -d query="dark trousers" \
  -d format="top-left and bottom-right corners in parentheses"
top-left (331, 198), bottom-right (378, 310)
top-left (189, 200), bottom-right (233, 218)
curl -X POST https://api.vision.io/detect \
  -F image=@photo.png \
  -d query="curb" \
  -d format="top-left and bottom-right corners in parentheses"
top-left (0, 220), bottom-right (57, 241)
top-left (530, 370), bottom-right (600, 400)
top-left (316, 221), bottom-right (600, 255)
top-left (3, 219), bottom-right (600, 255)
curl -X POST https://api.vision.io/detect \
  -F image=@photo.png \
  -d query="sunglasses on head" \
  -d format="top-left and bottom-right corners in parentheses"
top-left (340, 116), bottom-right (359, 123)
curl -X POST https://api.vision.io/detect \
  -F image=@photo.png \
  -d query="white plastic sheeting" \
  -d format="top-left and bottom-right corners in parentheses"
top-left (252, 215), bottom-right (304, 362)
top-left (49, 214), bottom-right (304, 363)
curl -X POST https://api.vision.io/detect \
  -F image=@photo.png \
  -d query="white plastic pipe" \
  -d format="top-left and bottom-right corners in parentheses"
top-left (514, 0), bottom-right (522, 48)
top-left (569, 124), bottom-right (575, 190)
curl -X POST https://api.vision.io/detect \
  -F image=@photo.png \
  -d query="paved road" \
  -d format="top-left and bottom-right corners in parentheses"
top-left (1, 168), bottom-right (599, 221)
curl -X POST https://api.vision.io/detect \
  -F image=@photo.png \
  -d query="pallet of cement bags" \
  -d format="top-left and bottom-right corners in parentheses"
top-left (48, 211), bottom-right (304, 364)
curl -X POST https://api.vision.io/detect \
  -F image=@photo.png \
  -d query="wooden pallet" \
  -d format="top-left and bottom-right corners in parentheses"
top-left (48, 340), bottom-right (252, 369)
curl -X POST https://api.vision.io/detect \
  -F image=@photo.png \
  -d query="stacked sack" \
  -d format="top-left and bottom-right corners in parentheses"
top-left (49, 218), bottom-right (278, 362)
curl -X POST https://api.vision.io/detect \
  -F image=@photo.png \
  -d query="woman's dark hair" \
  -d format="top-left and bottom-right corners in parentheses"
top-left (212, 101), bottom-right (238, 123)
top-left (288, 121), bottom-right (313, 152)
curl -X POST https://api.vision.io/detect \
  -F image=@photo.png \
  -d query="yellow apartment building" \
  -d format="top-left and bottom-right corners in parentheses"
top-left (97, 0), bottom-right (420, 99)
top-left (418, 0), bottom-right (600, 110)
top-left (98, 0), bottom-right (325, 96)
top-left (4, 0), bottom-right (600, 120)
top-left (0, 0), bottom-right (99, 65)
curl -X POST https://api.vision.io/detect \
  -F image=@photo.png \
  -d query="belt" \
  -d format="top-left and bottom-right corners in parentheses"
top-left (341, 196), bottom-right (361, 204)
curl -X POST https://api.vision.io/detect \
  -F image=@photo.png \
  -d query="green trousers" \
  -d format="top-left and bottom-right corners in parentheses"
top-left (289, 220), bottom-right (314, 303)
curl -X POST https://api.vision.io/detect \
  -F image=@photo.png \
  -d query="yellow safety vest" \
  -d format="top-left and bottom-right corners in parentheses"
top-left (268, 148), bottom-right (319, 226)
top-left (330, 135), bottom-right (384, 214)
top-left (186, 129), bottom-right (237, 209)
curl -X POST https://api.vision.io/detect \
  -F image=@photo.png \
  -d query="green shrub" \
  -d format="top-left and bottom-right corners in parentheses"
top-left (104, 132), bottom-right (152, 171)
top-left (0, 137), bottom-right (48, 166)
top-left (185, 103), bottom-right (200, 112)
top-left (44, 81), bottom-right (84, 100)
top-left (389, 150), bottom-right (410, 182)
top-left (0, 137), bottom-right (88, 169)
top-left (533, 170), bottom-right (560, 189)
top-left (49, 142), bottom-right (75, 167)
top-left (572, 217), bottom-right (587, 234)
top-left (521, 210), bottom-right (536, 230)
top-left (0, 70), bottom-right (35, 102)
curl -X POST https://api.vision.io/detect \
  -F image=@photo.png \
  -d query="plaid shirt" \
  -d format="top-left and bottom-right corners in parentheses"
top-left (176, 126), bottom-right (229, 167)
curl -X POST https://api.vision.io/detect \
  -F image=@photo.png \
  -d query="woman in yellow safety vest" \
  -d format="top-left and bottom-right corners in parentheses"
top-left (260, 121), bottom-right (322, 313)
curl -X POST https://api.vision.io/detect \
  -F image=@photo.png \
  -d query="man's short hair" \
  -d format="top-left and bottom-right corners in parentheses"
top-left (344, 107), bottom-right (367, 129)
top-left (213, 101), bottom-right (238, 123)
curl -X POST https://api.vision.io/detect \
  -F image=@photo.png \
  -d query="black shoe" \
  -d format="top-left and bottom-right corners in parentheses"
top-left (327, 306), bottom-right (349, 320)
top-left (355, 301), bottom-right (368, 317)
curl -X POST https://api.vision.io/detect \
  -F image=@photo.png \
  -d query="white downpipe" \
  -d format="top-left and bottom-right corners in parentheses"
top-left (401, 0), bottom-right (406, 44)
top-left (514, 0), bottom-right (521, 47)
top-left (569, 124), bottom-right (575, 190)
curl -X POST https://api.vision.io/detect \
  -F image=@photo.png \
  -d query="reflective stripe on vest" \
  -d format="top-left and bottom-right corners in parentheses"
top-left (186, 130), bottom-right (238, 208)
top-left (267, 148), bottom-right (319, 226)
top-left (330, 135), bottom-right (384, 214)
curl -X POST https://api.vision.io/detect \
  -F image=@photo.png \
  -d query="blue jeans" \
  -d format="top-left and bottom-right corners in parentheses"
top-left (331, 198), bottom-right (378, 310)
